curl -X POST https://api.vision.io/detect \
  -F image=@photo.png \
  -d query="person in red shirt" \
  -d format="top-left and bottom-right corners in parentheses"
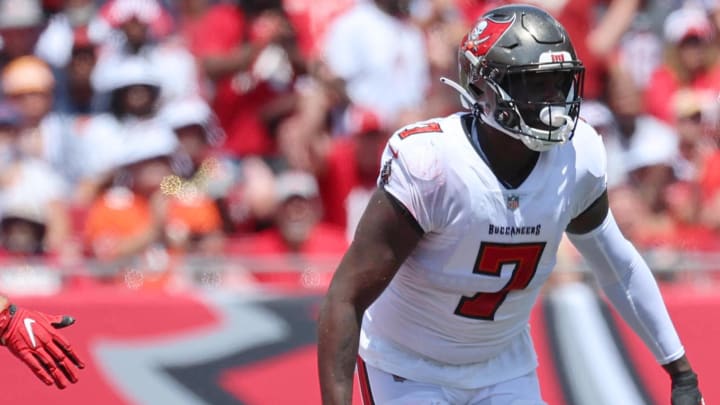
top-left (188, 0), bottom-right (303, 159)
top-left (646, 7), bottom-right (720, 124)
top-left (315, 107), bottom-right (390, 240)
top-left (227, 170), bottom-right (347, 290)
top-left (281, 0), bottom-right (354, 61)
top-left (699, 148), bottom-right (720, 228)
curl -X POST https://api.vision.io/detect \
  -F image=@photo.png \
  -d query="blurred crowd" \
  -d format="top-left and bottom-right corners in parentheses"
top-left (0, 0), bottom-right (719, 290)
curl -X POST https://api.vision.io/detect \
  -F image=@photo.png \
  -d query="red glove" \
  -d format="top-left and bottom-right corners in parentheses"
top-left (0, 304), bottom-right (85, 389)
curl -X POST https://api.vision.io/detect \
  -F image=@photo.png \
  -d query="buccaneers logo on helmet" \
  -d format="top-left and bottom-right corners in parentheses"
top-left (461, 15), bottom-right (516, 60)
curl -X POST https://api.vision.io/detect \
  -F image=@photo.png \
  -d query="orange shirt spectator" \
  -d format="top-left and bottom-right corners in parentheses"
top-left (164, 191), bottom-right (224, 255)
top-left (83, 187), bottom-right (153, 259)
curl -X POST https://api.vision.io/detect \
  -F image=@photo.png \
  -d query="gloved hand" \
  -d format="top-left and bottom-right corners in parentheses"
top-left (671, 370), bottom-right (705, 405)
top-left (0, 304), bottom-right (85, 389)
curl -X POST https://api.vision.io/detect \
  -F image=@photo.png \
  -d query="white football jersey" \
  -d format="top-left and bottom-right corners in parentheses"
top-left (359, 113), bottom-right (607, 389)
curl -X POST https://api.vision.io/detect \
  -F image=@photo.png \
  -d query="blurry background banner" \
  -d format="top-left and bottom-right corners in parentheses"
top-left (0, 282), bottom-right (354, 405)
top-left (0, 256), bottom-right (717, 405)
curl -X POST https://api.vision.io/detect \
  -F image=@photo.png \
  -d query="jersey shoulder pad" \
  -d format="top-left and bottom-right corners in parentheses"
top-left (571, 119), bottom-right (607, 180)
top-left (386, 119), bottom-right (447, 182)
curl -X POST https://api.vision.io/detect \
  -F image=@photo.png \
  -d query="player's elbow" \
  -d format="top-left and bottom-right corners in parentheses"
top-left (325, 245), bottom-right (399, 312)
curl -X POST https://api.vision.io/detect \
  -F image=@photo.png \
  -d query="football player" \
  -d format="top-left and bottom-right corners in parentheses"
top-left (0, 295), bottom-right (84, 389)
top-left (318, 4), bottom-right (704, 405)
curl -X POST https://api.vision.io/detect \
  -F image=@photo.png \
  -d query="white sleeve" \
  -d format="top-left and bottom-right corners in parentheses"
top-left (566, 211), bottom-right (685, 364)
top-left (377, 131), bottom-right (448, 233)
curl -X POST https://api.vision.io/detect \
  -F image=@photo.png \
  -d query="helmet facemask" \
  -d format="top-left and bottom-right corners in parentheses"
top-left (478, 60), bottom-right (585, 151)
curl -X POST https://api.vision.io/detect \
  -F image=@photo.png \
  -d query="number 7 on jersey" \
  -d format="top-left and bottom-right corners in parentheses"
top-left (455, 242), bottom-right (546, 320)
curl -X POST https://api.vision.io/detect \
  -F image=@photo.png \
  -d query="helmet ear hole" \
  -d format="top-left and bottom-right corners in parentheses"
top-left (495, 105), bottom-right (519, 127)
top-left (468, 83), bottom-right (483, 98)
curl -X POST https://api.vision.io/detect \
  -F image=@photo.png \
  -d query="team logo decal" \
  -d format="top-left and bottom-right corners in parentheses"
top-left (380, 159), bottom-right (392, 185)
top-left (506, 194), bottom-right (520, 211)
top-left (462, 15), bottom-right (516, 59)
top-left (538, 51), bottom-right (572, 64)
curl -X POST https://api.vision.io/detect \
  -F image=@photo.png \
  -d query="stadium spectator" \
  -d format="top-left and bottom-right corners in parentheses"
top-left (279, 0), bottom-right (430, 177)
top-left (227, 170), bottom-right (347, 288)
top-left (645, 6), bottom-right (720, 124)
top-left (672, 88), bottom-right (718, 182)
top-left (598, 63), bottom-right (680, 191)
top-left (319, 0), bottom-right (430, 127)
top-left (79, 56), bottom-right (177, 204)
top-left (0, 0), bottom-right (45, 71)
top-left (82, 126), bottom-right (177, 287)
top-left (163, 97), bottom-right (278, 235)
top-left (1, 56), bottom-right (85, 183)
top-left (90, 0), bottom-right (199, 106)
top-left (612, 13), bottom-right (665, 91)
top-left (314, 106), bottom-right (390, 240)
top-left (616, 66), bottom-right (681, 219)
top-left (699, 144), bottom-right (720, 231)
top-left (411, 0), bottom-right (472, 119)
top-left (281, 0), bottom-right (355, 61)
top-left (53, 27), bottom-right (100, 115)
top-left (231, 170), bottom-right (347, 255)
top-left (0, 101), bottom-right (71, 258)
top-left (35, 0), bottom-right (98, 70)
top-left (187, 0), bottom-right (302, 160)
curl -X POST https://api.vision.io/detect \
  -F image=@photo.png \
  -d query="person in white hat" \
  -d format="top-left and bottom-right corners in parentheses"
top-left (0, 100), bottom-right (72, 258)
top-left (89, 0), bottom-right (200, 107)
top-left (161, 97), bottom-right (277, 235)
top-left (75, 56), bottom-right (178, 206)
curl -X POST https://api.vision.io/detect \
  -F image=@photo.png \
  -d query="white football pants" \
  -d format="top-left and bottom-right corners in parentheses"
top-left (357, 357), bottom-right (547, 405)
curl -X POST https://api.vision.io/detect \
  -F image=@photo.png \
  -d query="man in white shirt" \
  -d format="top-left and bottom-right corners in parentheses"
top-left (322, 0), bottom-right (430, 126)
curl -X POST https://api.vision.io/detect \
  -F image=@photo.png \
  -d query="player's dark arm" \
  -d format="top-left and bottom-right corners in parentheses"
top-left (567, 190), bottom-right (703, 405)
top-left (317, 188), bottom-right (424, 405)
